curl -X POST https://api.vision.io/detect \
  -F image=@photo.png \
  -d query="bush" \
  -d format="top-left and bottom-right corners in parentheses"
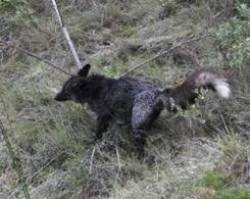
top-left (200, 171), bottom-right (227, 190)
top-left (0, 0), bottom-right (26, 13)
top-left (216, 187), bottom-right (250, 199)
top-left (215, 4), bottom-right (250, 71)
top-left (199, 167), bottom-right (250, 199)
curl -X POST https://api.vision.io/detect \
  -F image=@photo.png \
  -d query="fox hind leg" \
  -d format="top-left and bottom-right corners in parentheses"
top-left (131, 91), bottom-right (162, 158)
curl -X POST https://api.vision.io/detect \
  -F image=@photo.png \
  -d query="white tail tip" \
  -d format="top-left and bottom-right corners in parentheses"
top-left (214, 79), bottom-right (231, 98)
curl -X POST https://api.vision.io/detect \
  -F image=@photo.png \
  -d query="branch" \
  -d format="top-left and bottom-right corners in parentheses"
top-left (26, 151), bottom-right (66, 184)
top-left (0, 40), bottom-right (72, 76)
top-left (89, 146), bottom-right (96, 174)
top-left (51, 0), bottom-right (88, 69)
top-left (122, 33), bottom-right (211, 76)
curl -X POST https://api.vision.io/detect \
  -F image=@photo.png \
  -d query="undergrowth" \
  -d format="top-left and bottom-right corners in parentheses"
top-left (0, 0), bottom-right (250, 198)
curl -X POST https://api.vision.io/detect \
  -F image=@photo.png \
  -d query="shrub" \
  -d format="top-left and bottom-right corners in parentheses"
top-left (200, 171), bottom-right (227, 190)
top-left (216, 187), bottom-right (250, 199)
top-left (215, 4), bottom-right (250, 71)
top-left (199, 170), bottom-right (250, 199)
top-left (0, 0), bottom-right (26, 13)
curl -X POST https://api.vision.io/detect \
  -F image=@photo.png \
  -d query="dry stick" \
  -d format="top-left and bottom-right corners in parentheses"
top-left (89, 146), bottom-right (96, 174)
top-left (51, 0), bottom-right (87, 69)
top-left (26, 151), bottom-right (66, 184)
top-left (0, 40), bottom-right (72, 76)
top-left (0, 99), bottom-right (31, 199)
top-left (122, 34), bottom-right (210, 76)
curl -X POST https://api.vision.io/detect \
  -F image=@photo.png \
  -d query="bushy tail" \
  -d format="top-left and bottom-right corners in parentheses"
top-left (162, 68), bottom-right (231, 110)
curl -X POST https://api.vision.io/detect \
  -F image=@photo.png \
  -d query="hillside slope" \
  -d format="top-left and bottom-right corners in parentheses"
top-left (0, 1), bottom-right (250, 198)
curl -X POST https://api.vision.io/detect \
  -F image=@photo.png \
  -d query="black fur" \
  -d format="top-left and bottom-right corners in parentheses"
top-left (55, 64), bottom-right (229, 157)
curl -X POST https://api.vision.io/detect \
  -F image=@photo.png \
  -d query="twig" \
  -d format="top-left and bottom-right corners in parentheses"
top-left (89, 146), bottom-right (96, 174)
top-left (0, 98), bottom-right (31, 199)
top-left (26, 151), bottom-right (66, 184)
top-left (219, 111), bottom-right (229, 133)
top-left (122, 33), bottom-right (210, 76)
top-left (51, 0), bottom-right (88, 69)
top-left (0, 40), bottom-right (72, 76)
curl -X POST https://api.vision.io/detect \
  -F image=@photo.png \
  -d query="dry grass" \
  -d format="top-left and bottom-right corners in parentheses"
top-left (0, 0), bottom-right (250, 198)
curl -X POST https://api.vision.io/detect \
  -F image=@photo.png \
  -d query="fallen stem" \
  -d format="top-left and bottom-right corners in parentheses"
top-left (51, 0), bottom-right (88, 69)
top-left (122, 33), bottom-right (211, 76)
top-left (0, 40), bottom-right (72, 76)
top-left (89, 146), bottom-right (96, 174)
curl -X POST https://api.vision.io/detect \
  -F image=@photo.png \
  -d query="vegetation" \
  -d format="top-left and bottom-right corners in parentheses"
top-left (0, 0), bottom-right (250, 198)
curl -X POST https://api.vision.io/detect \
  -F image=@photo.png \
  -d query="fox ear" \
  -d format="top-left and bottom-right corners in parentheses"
top-left (78, 64), bottom-right (91, 77)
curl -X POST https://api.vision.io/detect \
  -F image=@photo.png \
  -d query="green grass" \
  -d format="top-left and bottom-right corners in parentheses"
top-left (199, 170), bottom-right (250, 199)
top-left (1, 0), bottom-right (250, 198)
top-left (200, 171), bottom-right (227, 190)
top-left (216, 187), bottom-right (250, 199)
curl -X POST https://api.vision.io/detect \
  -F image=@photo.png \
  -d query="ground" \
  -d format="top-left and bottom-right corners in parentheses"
top-left (0, 0), bottom-right (250, 198)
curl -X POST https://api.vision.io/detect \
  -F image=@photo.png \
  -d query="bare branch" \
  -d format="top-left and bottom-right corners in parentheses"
top-left (26, 151), bottom-right (66, 184)
top-left (89, 146), bottom-right (96, 174)
top-left (51, 0), bottom-right (88, 69)
top-left (122, 33), bottom-right (211, 76)
top-left (0, 40), bottom-right (72, 76)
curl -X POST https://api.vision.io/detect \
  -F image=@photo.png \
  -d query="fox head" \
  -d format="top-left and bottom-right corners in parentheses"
top-left (55, 64), bottom-right (91, 103)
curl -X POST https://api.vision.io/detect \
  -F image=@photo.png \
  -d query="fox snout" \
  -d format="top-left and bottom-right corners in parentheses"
top-left (54, 92), bottom-right (68, 101)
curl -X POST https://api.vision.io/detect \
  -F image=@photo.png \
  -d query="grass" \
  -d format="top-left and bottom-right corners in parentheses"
top-left (198, 170), bottom-right (250, 199)
top-left (0, 0), bottom-right (250, 198)
top-left (197, 133), bottom-right (250, 199)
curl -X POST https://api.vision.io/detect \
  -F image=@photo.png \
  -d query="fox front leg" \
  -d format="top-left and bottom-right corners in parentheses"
top-left (133, 129), bottom-right (147, 159)
top-left (95, 114), bottom-right (112, 141)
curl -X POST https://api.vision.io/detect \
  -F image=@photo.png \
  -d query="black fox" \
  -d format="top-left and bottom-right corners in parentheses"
top-left (55, 64), bottom-right (230, 157)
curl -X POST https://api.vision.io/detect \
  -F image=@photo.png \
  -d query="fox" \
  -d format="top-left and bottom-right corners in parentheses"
top-left (55, 63), bottom-right (231, 158)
